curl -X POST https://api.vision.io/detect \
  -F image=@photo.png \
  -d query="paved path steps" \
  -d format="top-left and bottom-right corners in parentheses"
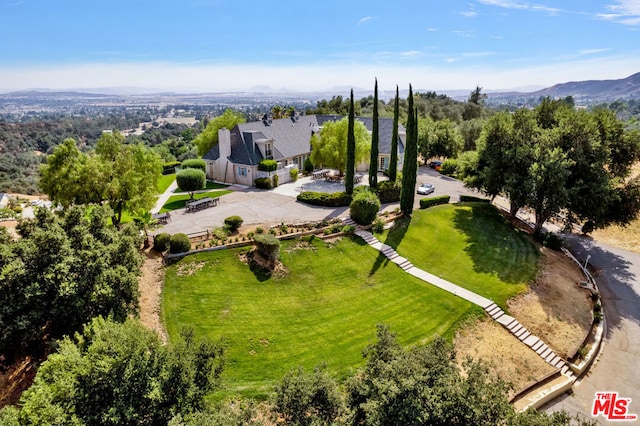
top-left (354, 228), bottom-right (576, 380)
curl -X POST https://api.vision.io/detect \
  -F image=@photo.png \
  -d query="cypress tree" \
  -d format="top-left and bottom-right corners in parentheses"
top-left (389, 85), bottom-right (399, 182)
top-left (369, 78), bottom-right (379, 189)
top-left (400, 85), bottom-right (418, 215)
top-left (345, 89), bottom-right (356, 195)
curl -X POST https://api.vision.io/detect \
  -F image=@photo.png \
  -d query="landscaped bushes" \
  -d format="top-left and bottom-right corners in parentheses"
top-left (162, 161), bottom-right (181, 175)
top-left (181, 159), bottom-right (206, 172)
top-left (350, 191), bottom-right (381, 225)
top-left (254, 233), bottom-right (280, 262)
top-left (419, 195), bottom-right (450, 209)
top-left (272, 174), bottom-right (279, 187)
top-left (440, 159), bottom-right (458, 176)
top-left (297, 191), bottom-right (351, 207)
top-left (459, 195), bottom-right (490, 203)
top-left (169, 233), bottom-right (191, 254)
top-left (153, 233), bottom-right (171, 252)
top-left (224, 216), bottom-right (244, 231)
top-left (303, 158), bottom-right (314, 174)
top-left (254, 177), bottom-right (273, 189)
top-left (176, 168), bottom-right (206, 194)
top-left (376, 180), bottom-right (401, 203)
top-left (289, 168), bottom-right (299, 182)
top-left (258, 159), bottom-right (278, 173)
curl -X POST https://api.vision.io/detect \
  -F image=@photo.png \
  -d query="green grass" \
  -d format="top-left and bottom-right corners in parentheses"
top-left (159, 190), bottom-right (233, 212)
top-left (173, 181), bottom-right (229, 193)
top-left (157, 173), bottom-right (176, 194)
top-left (381, 203), bottom-right (538, 307)
top-left (163, 236), bottom-right (479, 398)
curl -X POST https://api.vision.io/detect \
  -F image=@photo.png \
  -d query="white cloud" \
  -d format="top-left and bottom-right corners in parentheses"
top-left (400, 50), bottom-right (422, 57)
top-left (357, 16), bottom-right (372, 25)
top-left (460, 10), bottom-right (478, 17)
top-left (598, 1), bottom-right (640, 25)
top-left (578, 48), bottom-right (611, 55)
top-left (477, 0), bottom-right (561, 14)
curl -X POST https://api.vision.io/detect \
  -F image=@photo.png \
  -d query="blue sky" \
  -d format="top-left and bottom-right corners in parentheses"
top-left (1, 0), bottom-right (639, 93)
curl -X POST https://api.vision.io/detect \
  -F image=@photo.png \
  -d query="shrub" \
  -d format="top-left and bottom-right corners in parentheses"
top-left (176, 168), bottom-right (205, 196)
top-left (341, 225), bottom-right (355, 234)
top-left (255, 227), bottom-right (264, 234)
top-left (440, 159), bottom-right (458, 176)
top-left (350, 191), bottom-right (381, 226)
top-left (169, 233), bottom-right (191, 254)
top-left (543, 232), bottom-right (563, 251)
top-left (419, 195), bottom-right (450, 209)
top-left (224, 215), bottom-right (244, 231)
top-left (254, 233), bottom-right (280, 262)
top-left (581, 220), bottom-right (595, 234)
top-left (162, 161), bottom-right (181, 175)
top-left (303, 157), bottom-right (314, 174)
top-left (289, 168), bottom-right (299, 182)
top-left (272, 174), bottom-right (279, 188)
top-left (254, 177), bottom-right (272, 189)
top-left (372, 217), bottom-right (386, 233)
top-left (459, 195), bottom-right (490, 203)
top-left (376, 180), bottom-right (401, 203)
top-left (153, 233), bottom-right (171, 252)
top-left (296, 191), bottom-right (351, 207)
top-left (181, 159), bottom-right (206, 172)
top-left (258, 159), bottom-right (278, 173)
top-left (212, 227), bottom-right (228, 240)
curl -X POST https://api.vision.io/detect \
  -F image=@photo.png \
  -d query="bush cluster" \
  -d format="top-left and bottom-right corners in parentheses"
top-left (376, 180), bottom-right (401, 203)
top-left (459, 195), bottom-right (490, 203)
top-left (169, 233), bottom-right (191, 254)
top-left (181, 158), bottom-right (206, 172)
top-left (350, 191), bottom-right (381, 226)
top-left (224, 215), bottom-right (244, 231)
top-left (289, 168), bottom-right (299, 182)
top-left (258, 159), bottom-right (277, 172)
top-left (419, 195), bottom-right (450, 209)
top-left (303, 157), bottom-right (314, 174)
top-left (272, 174), bottom-right (279, 187)
top-left (254, 233), bottom-right (280, 262)
top-left (440, 159), bottom-right (458, 176)
top-left (153, 233), bottom-right (171, 252)
top-left (254, 177), bottom-right (272, 189)
top-left (297, 191), bottom-right (352, 207)
top-left (162, 161), bottom-right (181, 175)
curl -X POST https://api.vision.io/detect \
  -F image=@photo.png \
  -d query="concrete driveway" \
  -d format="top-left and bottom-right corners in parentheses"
top-left (154, 166), bottom-right (483, 236)
top-left (544, 235), bottom-right (640, 423)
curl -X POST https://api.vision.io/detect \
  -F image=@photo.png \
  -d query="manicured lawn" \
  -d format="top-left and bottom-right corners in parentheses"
top-left (381, 203), bottom-right (538, 308)
top-left (159, 190), bottom-right (233, 212)
top-left (173, 181), bottom-right (229, 193)
top-left (157, 173), bottom-right (176, 194)
top-left (163, 236), bottom-right (479, 398)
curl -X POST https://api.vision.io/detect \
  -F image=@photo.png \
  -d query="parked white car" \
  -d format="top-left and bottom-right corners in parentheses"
top-left (417, 183), bottom-right (435, 195)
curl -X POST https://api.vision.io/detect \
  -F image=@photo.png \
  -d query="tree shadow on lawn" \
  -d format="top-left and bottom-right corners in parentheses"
top-left (451, 204), bottom-right (538, 285)
top-left (369, 215), bottom-right (412, 276)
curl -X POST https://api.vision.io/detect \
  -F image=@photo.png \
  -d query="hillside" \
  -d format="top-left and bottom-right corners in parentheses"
top-left (488, 72), bottom-right (640, 105)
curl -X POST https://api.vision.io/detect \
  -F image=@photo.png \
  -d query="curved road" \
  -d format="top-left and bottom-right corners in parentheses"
top-left (545, 235), bottom-right (640, 423)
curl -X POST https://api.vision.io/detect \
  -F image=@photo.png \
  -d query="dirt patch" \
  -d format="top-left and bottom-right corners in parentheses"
top-left (0, 356), bottom-right (40, 407)
top-left (455, 319), bottom-right (555, 394)
top-left (138, 249), bottom-right (168, 343)
top-left (592, 221), bottom-right (640, 254)
top-left (508, 248), bottom-right (593, 358)
top-left (455, 248), bottom-right (592, 393)
top-left (176, 261), bottom-right (206, 276)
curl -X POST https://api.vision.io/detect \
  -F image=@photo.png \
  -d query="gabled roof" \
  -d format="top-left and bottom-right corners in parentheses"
top-left (203, 114), bottom-right (405, 166)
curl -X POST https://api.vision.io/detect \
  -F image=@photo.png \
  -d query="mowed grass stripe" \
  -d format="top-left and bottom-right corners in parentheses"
top-left (163, 236), bottom-right (478, 397)
top-left (382, 203), bottom-right (538, 308)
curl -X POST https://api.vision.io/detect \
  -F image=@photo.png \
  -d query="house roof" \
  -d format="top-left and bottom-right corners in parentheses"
top-left (203, 114), bottom-right (405, 166)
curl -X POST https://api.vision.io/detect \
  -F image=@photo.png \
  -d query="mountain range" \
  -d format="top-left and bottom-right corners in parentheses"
top-left (486, 72), bottom-right (640, 105)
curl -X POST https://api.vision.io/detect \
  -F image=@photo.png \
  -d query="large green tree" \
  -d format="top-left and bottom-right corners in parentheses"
top-left (193, 109), bottom-right (246, 157)
top-left (40, 132), bottom-right (162, 227)
top-left (369, 79), bottom-right (380, 189)
top-left (309, 118), bottom-right (370, 177)
top-left (400, 85), bottom-right (418, 215)
top-left (13, 318), bottom-right (224, 426)
top-left (389, 85), bottom-right (400, 182)
top-left (0, 206), bottom-right (142, 360)
top-left (417, 118), bottom-right (464, 161)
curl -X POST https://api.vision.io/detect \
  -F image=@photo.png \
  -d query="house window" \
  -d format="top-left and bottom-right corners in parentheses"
top-left (265, 143), bottom-right (272, 157)
top-left (238, 166), bottom-right (247, 176)
top-left (379, 156), bottom-right (388, 171)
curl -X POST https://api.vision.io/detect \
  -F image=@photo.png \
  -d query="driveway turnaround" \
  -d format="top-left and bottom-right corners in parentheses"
top-left (545, 235), bottom-right (640, 423)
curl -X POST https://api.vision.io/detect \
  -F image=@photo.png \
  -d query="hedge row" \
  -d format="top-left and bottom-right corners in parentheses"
top-left (297, 191), bottom-right (352, 207)
top-left (459, 195), bottom-right (490, 203)
top-left (254, 177), bottom-right (272, 189)
top-left (419, 195), bottom-right (450, 209)
top-left (153, 232), bottom-right (192, 254)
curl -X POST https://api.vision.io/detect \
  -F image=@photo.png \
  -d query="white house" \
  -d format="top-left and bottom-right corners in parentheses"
top-left (203, 114), bottom-right (405, 186)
